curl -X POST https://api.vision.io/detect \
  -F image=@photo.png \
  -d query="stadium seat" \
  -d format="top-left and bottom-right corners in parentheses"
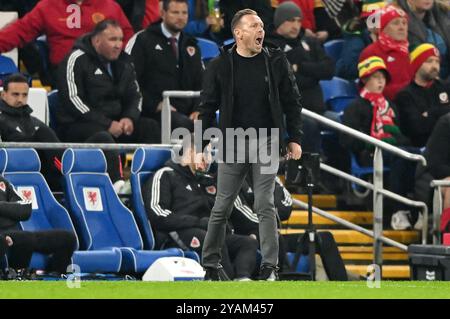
top-left (130, 147), bottom-right (200, 262)
top-left (223, 38), bottom-right (235, 46)
top-left (323, 39), bottom-right (344, 61)
top-left (61, 148), bottom-right (184, 274)
top-left (0, 148), bottom-right (123, 273)
top-left (350, 153), bottom-right (390, 196)
top-left (196, 37), bottom-right (220, 61)
top-left (320, 77), bottom-right (358, 115)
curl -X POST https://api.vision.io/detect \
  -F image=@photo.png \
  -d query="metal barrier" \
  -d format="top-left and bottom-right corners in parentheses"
top-left (0, 90), bottom-right (429, 269)
top-left (160, 91), bottom-right (428, 268)
top-left (431, 179), bottom-right (450, 244)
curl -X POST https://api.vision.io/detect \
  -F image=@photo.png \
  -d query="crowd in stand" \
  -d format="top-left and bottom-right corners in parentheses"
top-left (0, 0), bottom-right (450, 279)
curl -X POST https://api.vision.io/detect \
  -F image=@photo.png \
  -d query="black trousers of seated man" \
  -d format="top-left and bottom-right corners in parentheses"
top-left (59, 118), bottom-right (161, 183)
top-left (163, 228), bottom-right (258, 280)
top-left (2, 230), bottom-right (77, 274)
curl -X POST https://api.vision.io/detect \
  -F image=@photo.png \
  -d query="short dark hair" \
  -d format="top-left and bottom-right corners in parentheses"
top-left (162, 0), bottom-right (188, 11)
top-left (3, 73), bottom-right (29, 91)
top-left (91, 19), bottom-right (121, 37)
top-left (231, 9), bottom-right (258, 34)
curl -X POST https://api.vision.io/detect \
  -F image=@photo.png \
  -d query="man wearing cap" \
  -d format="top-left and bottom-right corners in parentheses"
top-left (266, 1), bottom-right (334, 154)
top-left (396, 43), bottom-right (450, 147)
top-left (359, 4), bottom-right (412, 100)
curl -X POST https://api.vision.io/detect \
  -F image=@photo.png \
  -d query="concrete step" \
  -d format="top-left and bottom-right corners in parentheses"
top-left (292, 194), bottom-right (337, 209)
top-left (346, 265), bottom-right (410, 279)
top-left (280, 229), bottom-right (420, 245)
top-left (284, 210), bottom-right (373, 227)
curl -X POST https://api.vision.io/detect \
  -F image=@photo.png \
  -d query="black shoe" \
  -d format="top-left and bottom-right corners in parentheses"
top-left (258, 266), bottom-right (279, 281)
top-left (204, 265), bottom-right (230, 281)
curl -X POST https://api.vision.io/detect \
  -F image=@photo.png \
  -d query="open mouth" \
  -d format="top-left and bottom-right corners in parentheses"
top-left (256, 37), bottom-right (263, 45)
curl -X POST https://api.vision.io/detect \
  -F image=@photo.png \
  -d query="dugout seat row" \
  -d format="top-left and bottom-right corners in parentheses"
top-left (0, 147), bottom-right (200, 275)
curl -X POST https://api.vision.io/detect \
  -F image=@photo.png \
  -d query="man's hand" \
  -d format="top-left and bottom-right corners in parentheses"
top-left (5, 236), bottom-right (13, 247)
top-left (286, 142), bottom-right (302, 160)
top-left (108, 120), bottom-right (123, 138)
top-left (316, 31), bottom-right (329, 43)
top-left (120, 118), bottom-right (134, 136)
top-left (189, 111), bottom-right (200, 121)
top-left (156, 101), bottom-right (177, 113)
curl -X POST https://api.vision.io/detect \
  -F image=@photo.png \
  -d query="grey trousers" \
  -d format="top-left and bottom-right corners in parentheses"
top-left (202, 137), bottom-right (279, 269)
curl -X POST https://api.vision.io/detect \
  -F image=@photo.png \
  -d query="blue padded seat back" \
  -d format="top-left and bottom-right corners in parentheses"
top-left (62, 148), bottom-right (143, 251)
top-left (0, 148), bottom-right (79, 248)
top-left (131, 147), bottom-right (172, 250)
top-left (196, 37), bottom-right (219, 61)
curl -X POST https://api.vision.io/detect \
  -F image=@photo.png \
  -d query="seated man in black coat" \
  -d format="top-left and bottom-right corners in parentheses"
top-left (0, 175), bottom-right (76, 278)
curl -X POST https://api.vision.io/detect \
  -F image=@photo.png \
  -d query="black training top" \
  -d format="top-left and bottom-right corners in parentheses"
top-left (231, 50), bottom-right (274, 131)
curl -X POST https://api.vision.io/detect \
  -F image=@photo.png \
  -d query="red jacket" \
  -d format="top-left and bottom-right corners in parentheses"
top-left (142, 0), bottom-right (161, 29)
top-left (359, 41), bottom-right (412, 100)
top-left (0, 0), bottom-right (134, 66)
top-left (279, 0), bottom-right (316, 31)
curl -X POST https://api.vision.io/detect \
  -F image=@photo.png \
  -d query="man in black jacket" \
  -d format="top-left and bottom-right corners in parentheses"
top-left (0, 74), bottom-right (63, 191)
top-left (266, 2), bottom-right (335, 153)
top-left (143, 136), bottom-right (258, 281)
top-left (0, 175), bottom-right (76, 277)
top-left (58, 19), bottom-right (160, 146)
top-left (0, 73), bottom-right (123, 190)
top-left (126, 0), bottom-right (204, 131)
top-left (396, 43), bottom-right (450, 148)
top-left (198, 9), bottom-right (302, 281)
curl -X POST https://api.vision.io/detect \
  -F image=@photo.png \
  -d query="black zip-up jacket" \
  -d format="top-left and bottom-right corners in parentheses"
top-left (126, 23), bottom-right (204, 117)
top-left (0, 100), bottom-right (48, 142)
top-left (395, 80), bottom-right (450, 148)
top-left (341, 96), bottom-right (410, 165)
top-left (57, 33), bottom-right (142, 129)
top-left (143, 160), bottom-right (216, 232)
top-left (0, 175), bottom-right (32, 232)
top-left (265, 30), bottom-right (335, 114)
top-left (197, 45), bottom-right (303, 156)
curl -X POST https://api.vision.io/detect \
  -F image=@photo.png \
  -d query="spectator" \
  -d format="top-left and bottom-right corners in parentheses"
top-left (279, 0), bottom-right (317, 34)
top-left (116, 0), bottom-right (161, 32)
top-left (342, 56), bottom-right (418, 229)
top-left (395, 43), bottom-right (450, 147)
top-left (57, 20), bottom-right (160, 192)
top-left (184, 0), bottom-right (224, 40)
top-left (335, 0), bottom-right (385, 81)
top-left (396, 0), bottom-right (450, 79)
top-left (126, 0), bottom-right (204, 132)
top-left (0, 0), bottom-right (134, 76)
top-left (143, 135), bottom-right (259, 281)
top-left (0, 74), bottom-right (62, 191)
top-left (313, 0), bottom-right (341, 42)
top-left (0, 175), bottom-right (76, 278)
top-left (415, 113), bottom-right (450, 235)
top-left (198, 9), bottom-right (302, 281)
top-left (0, 73), bottom-right (125, 191)
top-left (266, 1), bottom-right (335, 154)
top-left (359, 4), bottom-right (412, 100)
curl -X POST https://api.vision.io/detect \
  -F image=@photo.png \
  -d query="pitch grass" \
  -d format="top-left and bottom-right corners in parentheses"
top-left (0, 281), bottom-right (450, 299)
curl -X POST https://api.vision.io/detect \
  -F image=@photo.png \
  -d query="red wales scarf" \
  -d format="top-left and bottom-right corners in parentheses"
top-left (360, 88), bottom-right (399, 144)
top-left (378, 32), bottom-right (409, 55)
